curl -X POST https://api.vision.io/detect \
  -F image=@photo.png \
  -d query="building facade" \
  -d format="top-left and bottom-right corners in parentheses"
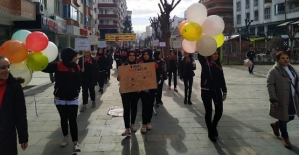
top-left (233, 0), bottom-right (299, 50)
top-left (202, 0), bottom-right (234, 35)
top-left (0, 0), bottom-right (36, 45)
top-left (97, 0), bottom-right (127, 39)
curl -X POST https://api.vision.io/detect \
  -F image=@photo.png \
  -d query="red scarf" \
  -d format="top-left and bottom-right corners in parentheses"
top-left (0, 80), bottom-right (7, 108)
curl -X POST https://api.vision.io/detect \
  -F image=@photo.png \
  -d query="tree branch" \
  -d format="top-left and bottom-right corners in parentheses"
top-left (172, 0), bottom-right (181, 10)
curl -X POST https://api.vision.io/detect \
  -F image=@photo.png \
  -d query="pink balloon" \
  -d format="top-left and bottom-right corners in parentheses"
top-left (182, 39), bottom-right (196, 53)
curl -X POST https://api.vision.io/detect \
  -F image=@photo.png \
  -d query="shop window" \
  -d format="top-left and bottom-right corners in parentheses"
top-left (275, 3), bottom-right (285, 15)
top-left (265, 7), bottom-right (271, 19)
top-left (84, 16), bottom-right (90, 26)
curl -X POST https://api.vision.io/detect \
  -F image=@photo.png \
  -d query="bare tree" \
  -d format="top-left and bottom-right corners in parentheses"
top-left (267, 36), bottom-right (284, 50)
top-left (149, 17), bottom-right (161, 41)
top-left (157, 0), bottom-right (181, 55)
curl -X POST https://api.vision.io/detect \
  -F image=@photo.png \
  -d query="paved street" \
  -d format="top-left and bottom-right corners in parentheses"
top-left (18, 61), bottom-right (299, 155)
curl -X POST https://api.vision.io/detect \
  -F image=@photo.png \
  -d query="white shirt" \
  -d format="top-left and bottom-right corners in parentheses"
top-left (54, 98), bottom-right (79, 105)
top-left (283, 66), bottom-right (296, 97)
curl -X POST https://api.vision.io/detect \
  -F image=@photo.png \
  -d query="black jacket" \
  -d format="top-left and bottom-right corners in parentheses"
top-left (114, 50), bottom-right (121, 63)
top-left (78, 57), bottom-right (98, 85)
top-left (166, 55), bottom-right (178, 71)
top-left (180, 57), bottom-right (196, 79)
top-left (43, 61), bottom-right (81, 100)
top-left (246, 51), bottom-right (256, 61)
top-left (198, 54), bottom-right (227, 93)
top-left (96, 53), bottom-right (108, 71)
top-left (0, 74), bottom-right (28, 155)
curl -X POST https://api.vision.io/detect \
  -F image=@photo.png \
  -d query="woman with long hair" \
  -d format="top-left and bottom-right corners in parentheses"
top-left (180, 51), bottom-right (196, 105)
top-left (197, 49), bottom-right (227, 142)
top-left (267, 51), bottom-right (299, 149)
top-left (117, 50), bottom-right (139, 136)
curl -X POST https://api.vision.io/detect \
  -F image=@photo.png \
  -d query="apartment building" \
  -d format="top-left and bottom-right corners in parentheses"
top-left (0, 0), bottom-right (36, 45)
top-left (97, 0), bottom-right (127, 39)
top-left (234, 0), bottom-right (299, 47)
top-left (201, 0), bottom-right (234, 35)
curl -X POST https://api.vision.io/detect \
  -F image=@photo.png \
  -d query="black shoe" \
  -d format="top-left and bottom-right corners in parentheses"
top-left (100, 88), bottom-right (103, 94)
top-left (208, 133), bottom-right (217, 142)
top-left (184, 99), bottom-right (187, 104)
top-left (188, 100), bottom-right (192, 105)
top-left (214, 128), bottom-right (218, 137)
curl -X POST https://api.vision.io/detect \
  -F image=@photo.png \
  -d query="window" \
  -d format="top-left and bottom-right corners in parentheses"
top-left (99, 20), bottom-right (109, 25)
top-left (275, 3), bottom-right (285, 15)
top-left (80, 12), bottom-right (84, 24)
top-left (246, 0), bottom-right (250, 9)
top-left (81, 0), bottom-right (90, 7)
top-left (237, 15), bottom-right (241, 24)
top-left (99, 9), bottom-right (103, 14)
top-left (237, 2), bottom-right (241, 11)
top-left (104, 10), bottom-right (108, 14)
top-left (63, 4), bottom-right (78, 21)
top-left (254, 11), bottom-right (258, 21)
top-left (254, 0), bottom-right (258, 6)
top-left (54, 0), bottom-right (60, 15)
top-left (84, 16), bottom-right (90, 26)
top-left (246, 13), bottom-right (250, 20)
top-left (265, 7), bottom-right (271, 19)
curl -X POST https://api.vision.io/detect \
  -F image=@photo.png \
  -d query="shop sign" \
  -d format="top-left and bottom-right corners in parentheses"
top-left (42, 17), bottom-right (66, 33)
top-left (80, 29), bottom-right (88, 36)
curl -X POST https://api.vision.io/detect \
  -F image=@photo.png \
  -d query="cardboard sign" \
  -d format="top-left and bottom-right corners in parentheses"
top-left (118, 62), bottom-right (157, 93)
top-left (173, 41), bottom-right (181, 48)
top-left (159, 42), bottom-right (166, 47)
top-left (75, 38), bottom-right (91, 50)
top-left (98, 41), bottom-right (107, 48)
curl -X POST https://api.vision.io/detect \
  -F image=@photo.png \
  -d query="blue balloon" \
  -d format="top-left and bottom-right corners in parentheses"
top-left (11, 30), bottom-right (31, 43)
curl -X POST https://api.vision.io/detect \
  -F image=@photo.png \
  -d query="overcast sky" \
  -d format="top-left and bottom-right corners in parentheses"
top-left (126, 0), bottom-right (199, 33)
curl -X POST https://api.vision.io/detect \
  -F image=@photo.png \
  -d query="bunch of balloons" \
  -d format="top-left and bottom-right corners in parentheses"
top-left (0, 30), bottom-right (58, 87)
top-left (179, 3), bottom-right (225, 56)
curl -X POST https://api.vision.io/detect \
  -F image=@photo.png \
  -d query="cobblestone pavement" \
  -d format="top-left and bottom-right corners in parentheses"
top-left (18, 61), bottom-right (299, 155)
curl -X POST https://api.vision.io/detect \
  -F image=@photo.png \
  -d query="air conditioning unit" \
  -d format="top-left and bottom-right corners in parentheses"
top-left (34, 2), bottom-right (44, 14)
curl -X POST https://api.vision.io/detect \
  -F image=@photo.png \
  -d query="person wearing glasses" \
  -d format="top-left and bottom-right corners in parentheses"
top-left (117, 50), bottom-right (140, 136)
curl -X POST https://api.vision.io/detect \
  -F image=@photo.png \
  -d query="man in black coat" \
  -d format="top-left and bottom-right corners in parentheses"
top-left (246, 47), bottom-right (256, 74)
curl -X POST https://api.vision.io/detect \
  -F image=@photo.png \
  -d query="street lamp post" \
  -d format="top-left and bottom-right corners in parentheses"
top-left (244, 19), bottom-right (253, 40)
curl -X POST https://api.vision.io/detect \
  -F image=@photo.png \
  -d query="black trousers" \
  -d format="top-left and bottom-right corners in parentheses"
top-left (82, 79), bottom-right (95, 104)
top-left (156, 80), bottom-right (164, 103)
top-left (141, 92), bottom-right (155, 124)
top-left (201, 89), bottom-right (223, 133)
top-left (106, 69), bottom-right (111, 80)
top-left (116, 61), bottom-right (121, 69)
top-left (98, 71), bottom-right (105, 88)
top-left (168, 69), bottom-right (177, 88)
top-left (248, 62), bottom-right (254, 73)
top-left (121, 94), bottom-right (138, 128)
top-left (183, 77), bottom-right (193, 100)
top-left (56, 105), bottom-right (78, 141)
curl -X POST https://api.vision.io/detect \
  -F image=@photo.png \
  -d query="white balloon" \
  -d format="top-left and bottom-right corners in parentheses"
top-left (10, 61), bottom-right (32, 88)
top-left (186, 3), bottom-right (207, 25)
top-left (182, 39), bottom-right (196, 53)
top-left (42, 41), bottom-right (58, 63)
top-left (196, 35), bottom-right (217, 56)
top-left (202, 15), bottom-right (225, 36)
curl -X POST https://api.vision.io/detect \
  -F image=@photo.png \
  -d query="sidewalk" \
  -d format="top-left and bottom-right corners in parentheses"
top-left (19, 61), bottom-right (299, 155)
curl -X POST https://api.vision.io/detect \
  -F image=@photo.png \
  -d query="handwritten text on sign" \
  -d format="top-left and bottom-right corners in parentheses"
top-left (118, 62), bottom-right (157, 93)
top-left (75, 38), bottom-right (91, 51)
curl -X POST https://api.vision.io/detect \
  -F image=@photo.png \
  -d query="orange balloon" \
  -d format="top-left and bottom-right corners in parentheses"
top-left (0, 40), bottom-right (28, 63)
top-left (179, 20), bottom-right (189, 35)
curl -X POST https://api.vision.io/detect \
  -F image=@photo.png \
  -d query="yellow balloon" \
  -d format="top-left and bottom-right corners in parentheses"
top-left (212, 33), bottom-right (225, 48)
top-left (182, 22), bottom-right (203, 41)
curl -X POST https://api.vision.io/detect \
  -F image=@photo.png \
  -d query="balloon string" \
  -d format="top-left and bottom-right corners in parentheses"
top-left (34, 94), bottom-right (38, 116)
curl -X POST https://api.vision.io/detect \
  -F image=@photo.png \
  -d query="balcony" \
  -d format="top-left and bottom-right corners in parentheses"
top-left (98, 24), bottom-right (118, 29)
top-left (98, 3), bottom-right (118, 8)
top-left (207, 6), bottom-right (233, 15)
top-left (84, 5), bottom-right (92, 16)
top-left (98, 14), bottom-right (119, 19)
top-left (0, 0), bottom-right (36, 23)
top-left (207, 6), bottom-right (233, 11)
top-left (202, 0), bottom-right (232, 6)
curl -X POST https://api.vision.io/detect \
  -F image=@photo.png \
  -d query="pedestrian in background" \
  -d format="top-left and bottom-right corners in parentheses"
top-left (180, 51), bottom-right (196, 105)
top-left (166, 49), bottom-right (178, 92)
top-left (117, 50), bottom-right (139, 136)
top-left (78, 50), bottom-right (98, 112)
top-left (197, 49), bottom-right (227, 142)
top-left (42, 48), bottom-right (81, 152)
top-left (0, 56), bottom-right (28, 155)
top-left (114, 47), bottom-right (122, 69)
top-left (267, 51), bottom-right (299, 149)
top-left (154, 50), bottom-right (167, 106)
top-left (246, 47), bottom-right (256, 74)
top-left (96, 48), bottom-right (108, 94)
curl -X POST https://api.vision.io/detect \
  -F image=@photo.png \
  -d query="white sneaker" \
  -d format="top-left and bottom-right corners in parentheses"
top-left (60, 137), bottom-right (68, 147)
top-left (73, 143), bottom-right (81, 152)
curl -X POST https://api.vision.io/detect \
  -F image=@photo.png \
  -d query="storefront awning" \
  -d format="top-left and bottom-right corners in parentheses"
top-left (277, 21), bottom-right (292, 27)
top-left (292, 20), bottom-right (299, 24)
